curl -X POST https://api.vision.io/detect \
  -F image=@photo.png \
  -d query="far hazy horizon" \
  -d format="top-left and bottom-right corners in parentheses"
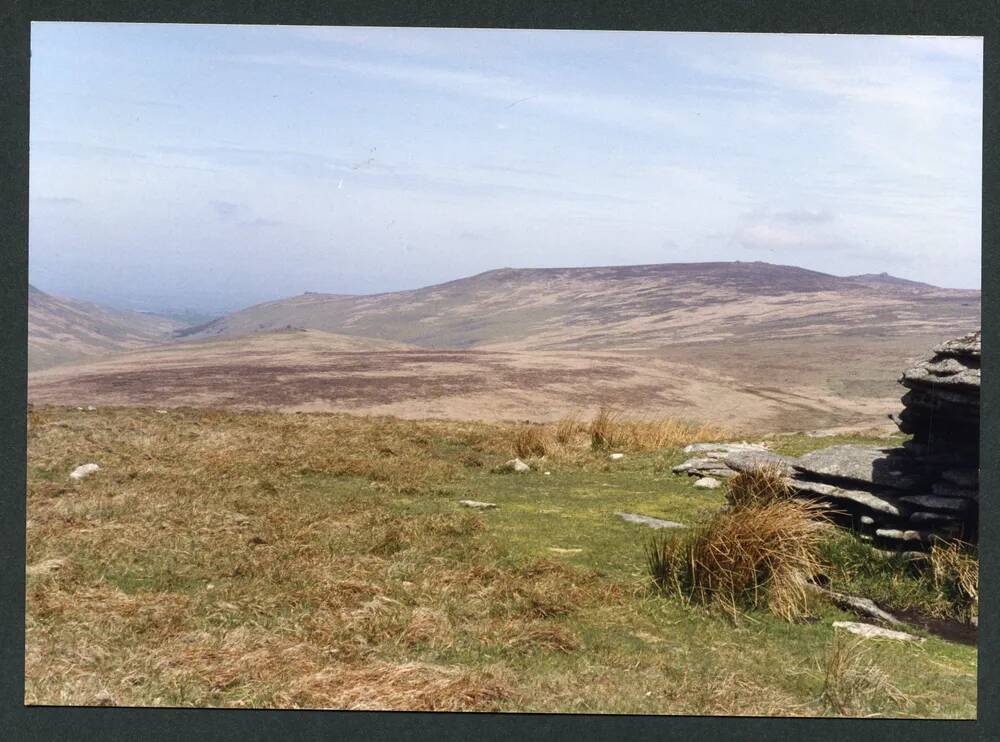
top-left (29, 24), bottom-right (983, 315)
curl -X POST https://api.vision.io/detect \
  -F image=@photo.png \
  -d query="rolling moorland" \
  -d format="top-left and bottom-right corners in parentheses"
top-left (28, 261), bottom-right (980, 433)
top-left (25, 261), bottom-right (980, 714)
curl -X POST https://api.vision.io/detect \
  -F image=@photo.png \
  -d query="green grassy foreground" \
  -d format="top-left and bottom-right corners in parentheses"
top-left (25, 406), bottom-right (976, 716)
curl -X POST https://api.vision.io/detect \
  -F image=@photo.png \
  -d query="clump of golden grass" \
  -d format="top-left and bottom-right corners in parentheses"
top-left (554, 414), bottom-right (582, 445)
top-left (589, 407), bottom-right (729, 452)
top-left (725, 464), bottom-right (792, 508)
top-left (648, 497), bottom-right (828, 621)
top-left (821, 633), bottom-right (908, 716)
top-left (511, 424), bottom-right (550, 458)
top-left (929, 539), bottom-right (978, 623)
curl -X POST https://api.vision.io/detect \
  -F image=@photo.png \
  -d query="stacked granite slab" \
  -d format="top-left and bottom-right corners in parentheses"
top-left (671, 331), bottom-right (980, 550)
top-left (893, 331), bottom-right (980, 465)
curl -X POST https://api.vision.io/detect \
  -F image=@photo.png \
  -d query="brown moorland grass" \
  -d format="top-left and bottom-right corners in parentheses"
top-left (25, 405), bottom-right (976, 716)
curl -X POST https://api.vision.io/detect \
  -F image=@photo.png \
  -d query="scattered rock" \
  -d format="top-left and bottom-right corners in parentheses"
top-left (544, 471), bottom-right (552, 476)
top-left (808, 584), bottom-right (903, 626)
top-left (69, 463), bottom-right (100, 481)
top-left (85, 405), bottom-right (96, 411)
top-left (609, 453), bottom-right (625, 460)
top-left (91, 689), bottom-right (116, 707)
top-left (693, 477), bottom-right (721, 490)
top-left (501, 458), bottom-right (531, 473)
top-left (875, 527), bottom-right (937, 543)
top-left (459, 499), bottom-right (498, 509)
top-left (615, 512), bottom-right (685, 529)
top-left (832, 621), bottom-right (923, 642)
top-left (156, 409), bottom-right (168, 414)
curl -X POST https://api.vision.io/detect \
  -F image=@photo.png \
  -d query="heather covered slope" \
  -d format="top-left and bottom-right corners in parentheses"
top-left (28, 285), bottom-right (185, 370)
top-left (178, 262), bottom-right (980, 352)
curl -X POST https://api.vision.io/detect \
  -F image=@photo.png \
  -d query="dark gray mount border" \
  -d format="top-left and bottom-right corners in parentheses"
top-left (1, 2), bottom-right (996, 740)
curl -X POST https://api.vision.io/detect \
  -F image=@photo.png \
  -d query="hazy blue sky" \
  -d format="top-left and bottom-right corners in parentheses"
top-left (29, 23), bottom-right (982, 314)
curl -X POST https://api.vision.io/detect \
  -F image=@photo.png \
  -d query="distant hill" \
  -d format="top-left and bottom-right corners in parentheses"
top-left (179, 261), bottom-right (980, 352)
top-left (28, 284), bottom-right (185, 370)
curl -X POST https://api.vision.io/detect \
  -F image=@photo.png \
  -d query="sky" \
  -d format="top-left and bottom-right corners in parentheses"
top-left (29, 23), bottom-right (983, 315)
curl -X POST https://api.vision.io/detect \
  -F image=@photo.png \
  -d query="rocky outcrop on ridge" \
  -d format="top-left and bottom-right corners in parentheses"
top-left (672, 331), bottom-right (980, 550)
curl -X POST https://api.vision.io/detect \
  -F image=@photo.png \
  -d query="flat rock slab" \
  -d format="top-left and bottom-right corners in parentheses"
top-left (941, 468), bottom-right (979, 488)
top-left (615, 512), bottom-right (685, 529)
top-left (693, 477), bottom-right (721, 489)
top-left (909, 511), bottom-right (961, 525)
top-left (723, 449), bottom-right (797, 475)
top-left (898, 494), bottom-right (973, 513)
top-left (933, 330), bottom-right (980, 359)
top-left (931, 482), bottom-right (979, 500)
top-left (790, 479), bottom-right (907, 517)
top-left (792, 445), bottom-right (925, 491)
top-left (833, 621), bottom-right (923, 642)
top-left (459, 500), bottom-right (498, 509)
top-left (682, 442), bottom-right (769, 454)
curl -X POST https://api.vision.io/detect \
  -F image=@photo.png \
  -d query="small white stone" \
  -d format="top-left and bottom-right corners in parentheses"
top-left (503, 458), bottom-right (531, 472)
top-left (609, 453), bottom-right (625, 460)
top-left (544, 471), bottom-right (552, 476)
top-left (85, 405), bottom-right (96, 411)
top-left (69, 463), bottom-right (100, 480)
top-left (693, 477), bottom-right (721, 489)
top-left (459, 499), bottom-right (498, 509)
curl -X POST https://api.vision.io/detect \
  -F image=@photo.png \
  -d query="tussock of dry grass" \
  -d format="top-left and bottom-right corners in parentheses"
top-left (555, 415), bottom-right (582, 445)
top-left (589, 407), bottom-right (730, 452)
top-left (725, 464), bottom-right (792, 508)
top-left (821, 633), bottom-right (909, 716)
top-left (649, 498), bottom-right (828, 621)
top-left (929, 539), bottom-right (978, 623)
top-left (511, 424), bottom-right (550, 458)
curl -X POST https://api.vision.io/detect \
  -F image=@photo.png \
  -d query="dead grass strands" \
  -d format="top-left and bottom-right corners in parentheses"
top-left (929, 539), bottom-right (978, 623)
top-left (821, 633), bottom-right (909, 716)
